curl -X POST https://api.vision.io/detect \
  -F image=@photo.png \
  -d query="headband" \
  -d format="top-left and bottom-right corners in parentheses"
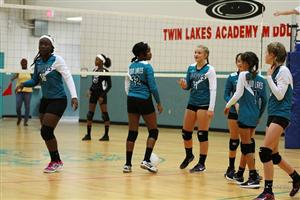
top-left (97, 54), bottom-right (106, 64)
top-left (39, 35), bottom-right (54, 47)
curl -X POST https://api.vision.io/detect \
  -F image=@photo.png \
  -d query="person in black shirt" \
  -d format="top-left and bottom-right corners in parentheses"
top-left (82, 54), bottom-right (112, 141)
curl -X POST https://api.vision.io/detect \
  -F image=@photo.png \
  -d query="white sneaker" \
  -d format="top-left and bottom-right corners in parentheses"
top-left (123, 165), bottom-right (132, 173)
top-left (140, 161), bottom-right (157, 173)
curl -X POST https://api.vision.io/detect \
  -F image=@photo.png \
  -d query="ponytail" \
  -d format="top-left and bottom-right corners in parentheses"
top-left (31, 52), bottom-right (41, 67)
top-left (101, 54), bottom-right (111, 68)
top-left (131, 56), bottom-right (137, 62)
top-left (240, 51), bottom-right (259, 80)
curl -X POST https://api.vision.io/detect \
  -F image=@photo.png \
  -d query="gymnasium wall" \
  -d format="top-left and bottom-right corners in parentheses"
top-left (78, 76), bottom-right (269, 132)
top-left (0, 1), bottom-right (298, 131)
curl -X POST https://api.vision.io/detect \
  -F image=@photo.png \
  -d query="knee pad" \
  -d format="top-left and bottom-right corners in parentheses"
top-left (250, 138), bottom-right (256, 153)
top-left (241, 143), bottom-right (252, 155)
top-left (40, 125), bottom-right (55, 141)
top-left (86, 111), bottom-right (94, 121)
top-left (272, 152), bottom-right (282, 165)
top-left (229, 139), bottom-right (240, 151)
top-left (102, 112), bottom-right (110, 122)
top-left (197, 130), bottom-right (208, 142)
top-left (182, 129), bottom-right (192, 140)
top-left (148, 129), bottom-right (159, 140)
top-left (127, 130), bottom-right (138, 142)
top-left (259, 147), bottom-right (273, 163)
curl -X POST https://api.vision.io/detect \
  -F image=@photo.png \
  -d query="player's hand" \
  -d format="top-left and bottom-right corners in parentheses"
top-left (273, 11), bottom-right (280, 16)
top-left (86, 90), bottom-right (91, 98)
top-left (207, 110), bottom-right (214, 119)
top-left (15, 83), bottom-right (24, 93)
top-left (177, 78), bottom-right (187, 89)
top-left (267, 65), bottom-right (275, 76)
top-left (224, 107), bottom-right (230, 115)
top-left (71, 98), bottom-right (79, 111)
top-left (234, 103), bottom-right (239, 113)
top-left (157, 103), bottom-right (163, 114)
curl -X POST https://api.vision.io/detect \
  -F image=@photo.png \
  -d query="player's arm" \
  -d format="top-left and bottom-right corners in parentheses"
top-left (266, 68), bottom-right (291, 101)
top-left (22, 65), bottom-right (39, 87)
top-left (207, 67), bottom-right (217, 111)
top-left (55, 55), bottom-right (78, 99)
top-left (274, 8), bottom-right (299, 16)
top-left (259, 79), bottom-right (268, 118)
top-left (225, 72), bottom-right (245, 108)
top-left (104, 76), bottom-right (112, 93)
top-left (224, 75), bottom-right (233, 102)
top-left (178, 66), bottom-right (191, 90)
top-left (145, 65), bottom-right (161, 104)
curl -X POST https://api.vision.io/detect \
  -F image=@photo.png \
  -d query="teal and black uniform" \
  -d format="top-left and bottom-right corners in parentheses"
top-left (226, 71), bottom-right (267, 128)
top-left (127, 60), bottom-right (160, 115)
top-left (23, 54), bottom-right (77, 116)
top-left (224, 72), bottom-right (239, 119)
top-left (184, 63), bottom-right (217, 111)
top-left (266, 65), bottom-right (293, 129)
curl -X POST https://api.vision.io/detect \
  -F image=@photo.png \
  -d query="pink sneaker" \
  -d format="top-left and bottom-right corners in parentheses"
top-left (56, 161), bottom-right (64, 171)
top-left (43, 161), bottom-right (62, 173)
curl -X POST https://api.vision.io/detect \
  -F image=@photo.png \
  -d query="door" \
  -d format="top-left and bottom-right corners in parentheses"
top-left (0, 52), bottom-right (4, 118)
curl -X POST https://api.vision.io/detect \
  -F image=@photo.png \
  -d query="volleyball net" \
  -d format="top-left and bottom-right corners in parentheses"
top-left (0, 3), bottom-right (293, 78)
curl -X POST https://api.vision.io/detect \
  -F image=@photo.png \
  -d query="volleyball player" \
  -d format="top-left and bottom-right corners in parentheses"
top-left (82, 54), bottom-right (112, 141)
top-left (16, 35), bottom-right (78, 173)
top-left (123, 42), bottom-right (163, 173)
top-left (224, 52), bottom-right (267, 188)
top-left (255, 42), bottom-right (300, 200)
top-left (224, 53), bottom-right (244, 179)
top-left (224, 54), bottom-right (260, 184)
top-left (178, 45), bottom-right (217, 173)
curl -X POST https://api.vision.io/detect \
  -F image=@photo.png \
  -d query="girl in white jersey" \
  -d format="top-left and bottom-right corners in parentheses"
top-left (178, 45), bottom-right (217, 173)
top-left (255, 42), bottom-right (300, 200)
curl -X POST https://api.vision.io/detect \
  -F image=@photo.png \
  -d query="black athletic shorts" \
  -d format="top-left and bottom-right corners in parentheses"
top-left (228, 112), bottom-right (238, 120)
top-left (267, 116), bottom-right (290, 129)
top-left (39, 98), bottom-right (67, 117)
top-left (127, 96), bottom-right (155, 115)
top-left (237, 121), bottom-right (256, 129)
top-left (89, 90), bottom-right (107, 104)
top-left (186, 104), bottom-right (209, 112)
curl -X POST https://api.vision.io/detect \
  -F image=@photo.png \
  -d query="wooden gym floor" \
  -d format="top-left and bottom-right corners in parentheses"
top-left (0, 118), bottom-right (299, 200)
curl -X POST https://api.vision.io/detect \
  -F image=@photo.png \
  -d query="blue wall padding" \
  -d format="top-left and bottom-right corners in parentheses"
top-left (285, 51), bottom-right (300, 149)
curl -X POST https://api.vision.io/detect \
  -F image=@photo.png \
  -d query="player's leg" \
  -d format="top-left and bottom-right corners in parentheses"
top-left (99, 95), bottom-right (110, 141)
top-left (141, 111), bottom-right (159, 173)
top-left (225, 114), bottom-right (240, 180)
top-left (189, 109), bottom-right (211, 173)
top-left (40, 98), bottom-right (67, 173)
top-left (179, 108), bottom-right (197, 169)
top-left (123, 113), bottom-right (140, 173)
top-left (82, 98), bottom-right (97, 140)
top-left (239, 127), bottom-right (260, 188)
